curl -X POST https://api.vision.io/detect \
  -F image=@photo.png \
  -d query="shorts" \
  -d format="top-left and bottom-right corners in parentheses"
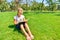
top-left (16, 22), bottom-right (25, 29)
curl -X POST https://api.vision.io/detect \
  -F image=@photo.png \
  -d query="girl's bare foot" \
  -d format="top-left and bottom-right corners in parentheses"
top-left (26, 36), bottom-right (31, 40)
top-left (30, 35), bottom-right (34, 40)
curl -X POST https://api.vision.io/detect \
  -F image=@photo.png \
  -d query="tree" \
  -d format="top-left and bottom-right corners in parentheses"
top-left (46, 0), bottom-right (56, 11)
top-left (15, 0), bottom-right (22, 9)
top-left (9, 1), bottom-right (16, 11)
top-left (41, 0), bottom-right (44, 11)
top-left (0, 0), bottom-right (10, 12)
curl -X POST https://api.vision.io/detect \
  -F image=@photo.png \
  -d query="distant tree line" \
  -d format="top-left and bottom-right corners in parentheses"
top-left (0, 0), bottom-right (60, 12)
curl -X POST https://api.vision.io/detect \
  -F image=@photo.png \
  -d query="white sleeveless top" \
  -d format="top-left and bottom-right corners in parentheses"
top-left (14, 15), bottom-right (25, 23)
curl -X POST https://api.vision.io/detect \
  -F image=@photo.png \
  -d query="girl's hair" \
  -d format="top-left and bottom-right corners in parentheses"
top-left (17, 8), bottom-right (23, 15)
top-left (18, 8), bottom-right (23, 12)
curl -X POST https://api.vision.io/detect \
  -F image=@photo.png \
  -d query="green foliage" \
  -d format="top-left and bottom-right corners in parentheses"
top-left (0, 0), bottom-right (59, 11)
top-left (46, 0), bottom-right (57, 11)
top-left (0, 0), bottom-right (10, 11)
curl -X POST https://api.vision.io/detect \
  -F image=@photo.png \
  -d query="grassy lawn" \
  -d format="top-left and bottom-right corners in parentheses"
top-left (0, 12), bottom-right (60, 40)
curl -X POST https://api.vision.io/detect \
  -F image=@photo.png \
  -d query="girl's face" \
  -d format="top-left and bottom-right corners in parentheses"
top-left (18, 8), bottom-right (23, 16)
top-left (18, 8), bottom-right (23, 15)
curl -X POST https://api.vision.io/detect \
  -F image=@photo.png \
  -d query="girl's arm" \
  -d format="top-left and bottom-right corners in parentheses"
top-left (24, 18), bottom-right (28, 23)
top-left (14, 19), bottom-right (18, 25)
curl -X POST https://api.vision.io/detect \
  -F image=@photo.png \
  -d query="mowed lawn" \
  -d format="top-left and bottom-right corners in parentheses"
top-left (0, 12), bottom-right (60, 40)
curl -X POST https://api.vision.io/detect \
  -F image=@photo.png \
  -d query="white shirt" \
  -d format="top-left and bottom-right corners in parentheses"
top-left (14, 15), bottom-right (25, 23)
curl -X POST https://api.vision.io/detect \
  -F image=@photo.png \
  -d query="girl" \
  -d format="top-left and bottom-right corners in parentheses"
top-left (14, 8), bottom-right (34, 40)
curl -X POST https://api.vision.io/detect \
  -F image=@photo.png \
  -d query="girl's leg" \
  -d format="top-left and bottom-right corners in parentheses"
top-left (24, 23), bottom-right (34, 39)
top-left (20, 24), bottom-right (31, 40)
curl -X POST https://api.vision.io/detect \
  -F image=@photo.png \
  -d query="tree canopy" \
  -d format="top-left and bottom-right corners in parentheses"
top-left (0, 0), bottom-right (60, 11)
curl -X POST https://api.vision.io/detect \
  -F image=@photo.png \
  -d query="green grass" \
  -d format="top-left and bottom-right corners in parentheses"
top-left (0, 12), bottom-right (60, 40)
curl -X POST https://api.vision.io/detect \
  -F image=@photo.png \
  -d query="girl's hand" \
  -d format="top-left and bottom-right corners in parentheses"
top-left (14, 19), bottom-right (18, 25)
top-left (24, 20), bottom-right (28, 23)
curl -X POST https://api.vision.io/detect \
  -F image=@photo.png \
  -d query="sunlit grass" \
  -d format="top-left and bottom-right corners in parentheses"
top-left (0, 12), bottom-right (60, 40)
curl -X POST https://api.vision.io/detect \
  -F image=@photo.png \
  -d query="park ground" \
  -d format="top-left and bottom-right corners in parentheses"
top-left (0, 12), bottom-right (60, 40)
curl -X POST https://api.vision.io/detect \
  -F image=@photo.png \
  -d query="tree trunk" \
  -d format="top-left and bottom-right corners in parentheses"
top-left (15, 0), bottom-right (19, 10)
top-left (41, 0), bottom-right (44, 11)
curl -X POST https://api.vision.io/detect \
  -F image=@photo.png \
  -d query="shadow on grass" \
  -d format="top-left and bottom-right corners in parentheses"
top-left (8, 24), bottom-right (24, 35)
top-left (55, 14), bottom-right (60, 16)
